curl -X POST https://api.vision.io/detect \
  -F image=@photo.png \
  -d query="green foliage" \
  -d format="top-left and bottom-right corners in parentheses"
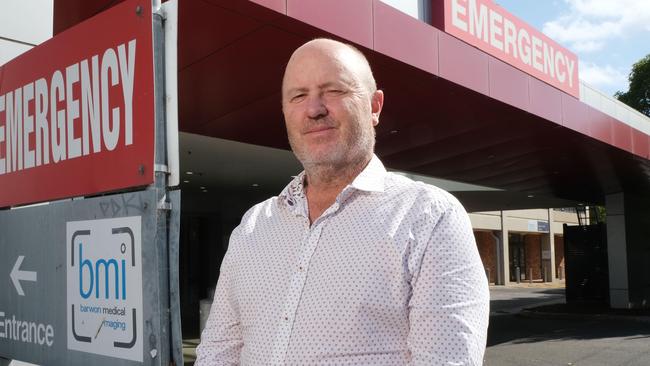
top-left (590, 206), bottom-right (606, 225)
top-left (615, 54), bottom-right (650, 117)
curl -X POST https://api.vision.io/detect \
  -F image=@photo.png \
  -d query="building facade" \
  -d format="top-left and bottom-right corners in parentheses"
top-left (470, 209), bottom-right (578, 285)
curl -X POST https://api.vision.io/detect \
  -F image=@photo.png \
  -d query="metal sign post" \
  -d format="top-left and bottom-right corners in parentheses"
top-left (149, 1), bottom-right (182, 364)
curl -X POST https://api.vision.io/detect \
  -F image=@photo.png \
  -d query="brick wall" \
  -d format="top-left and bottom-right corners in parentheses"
top-left (474, 231), bottom-right (497, 284)
top-left (554, 235), bottom-right (565, 279)
top-left (524, 234), bottom-right (542, 280)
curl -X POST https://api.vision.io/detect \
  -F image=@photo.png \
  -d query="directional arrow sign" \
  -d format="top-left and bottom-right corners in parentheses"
top-left (0, 189), bottom-right (166, 365)
top-left (10, 255), bottom-right (37, 296)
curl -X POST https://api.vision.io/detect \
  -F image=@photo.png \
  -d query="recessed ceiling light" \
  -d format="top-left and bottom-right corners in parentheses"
top-left (527, 194), bottom-right (535, 198)
top-left (183, 180), bottom-right (189, 183)
top-left (390, 130), bottom-right (398, 134)
top-left (252, 183), bottom-right (259, 187)
top-left (200, 186), bottom-right (205, 190)
top-left (186, 171), bottom-right (193, 175)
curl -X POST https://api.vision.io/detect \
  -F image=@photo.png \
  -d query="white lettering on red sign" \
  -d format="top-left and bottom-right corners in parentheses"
top-left (447, 0), bottom-right (578, 97)
top-left (0, 39), bottom-right (136, 176)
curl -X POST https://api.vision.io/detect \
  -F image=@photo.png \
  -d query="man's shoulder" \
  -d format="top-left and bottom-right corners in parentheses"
top-left (238, 196), bottom-right (280, 225)
top-left (385, 172), bottom-right (461, 209)
top-left (387, 173), bottom-right (457, 202)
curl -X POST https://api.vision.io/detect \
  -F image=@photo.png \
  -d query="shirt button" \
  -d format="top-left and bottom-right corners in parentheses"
top-left (284, 316), bottom-right (289, 321)
top-left (298, 266), bottom-right (304, 271)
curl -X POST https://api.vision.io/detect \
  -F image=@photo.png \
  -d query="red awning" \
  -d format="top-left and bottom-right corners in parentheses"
top-left (53, 0), bottom-right (650, 205)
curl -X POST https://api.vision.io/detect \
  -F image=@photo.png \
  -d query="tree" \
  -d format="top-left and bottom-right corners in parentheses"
top-left (615, 54), bottom-right (650, 117)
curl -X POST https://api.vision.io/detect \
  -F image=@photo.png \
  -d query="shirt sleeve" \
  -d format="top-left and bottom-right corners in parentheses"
top-left (194, 235), bottom-right (243, 365)
top-left (407, 199), bottom-right (490, 365)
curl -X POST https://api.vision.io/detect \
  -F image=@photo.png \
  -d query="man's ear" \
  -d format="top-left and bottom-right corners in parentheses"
top-left (371, 90), bottom-right (384, 127)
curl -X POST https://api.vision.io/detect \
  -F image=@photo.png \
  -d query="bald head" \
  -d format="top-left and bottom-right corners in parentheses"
top-left (280, 38), bottom-right (384, 175)
top-left (282, 38), bottom-right (377, 98)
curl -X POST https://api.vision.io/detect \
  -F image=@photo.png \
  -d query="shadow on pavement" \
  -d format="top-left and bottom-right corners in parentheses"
top-left (490, 288), bottom-right (565, 314)
top-left (487, 313), bottom-right (650, 347)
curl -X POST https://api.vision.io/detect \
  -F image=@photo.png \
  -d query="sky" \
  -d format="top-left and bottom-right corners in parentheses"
top-left (0, 0), bottom-right (53, 65)
top-left (494, 0), bottom-right (650, 97)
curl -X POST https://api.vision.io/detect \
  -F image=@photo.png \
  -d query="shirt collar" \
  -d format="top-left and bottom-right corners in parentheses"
top-left (348, 154), bottom-right (387, 193)
top-left (279, 155), bottom-right (387, 208)
top-left (279, 171), bottom-right (306, 209)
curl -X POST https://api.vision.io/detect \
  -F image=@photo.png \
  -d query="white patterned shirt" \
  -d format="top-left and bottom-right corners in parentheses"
top-left (195, 155), bottom-right (489, 365)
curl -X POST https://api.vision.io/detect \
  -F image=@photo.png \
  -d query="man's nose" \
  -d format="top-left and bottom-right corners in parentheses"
top-left (306, 95), bottom-right (328, 120)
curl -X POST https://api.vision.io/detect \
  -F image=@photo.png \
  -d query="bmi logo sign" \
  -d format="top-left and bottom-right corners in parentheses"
top-left (66, 216), bottom-right (143, 361)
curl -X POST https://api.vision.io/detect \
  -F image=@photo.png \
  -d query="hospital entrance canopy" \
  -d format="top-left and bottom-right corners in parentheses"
top-left (53, 0), bottom-right (650, 208)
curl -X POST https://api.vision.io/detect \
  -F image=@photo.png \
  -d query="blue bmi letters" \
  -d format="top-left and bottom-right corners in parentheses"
top-left (78, 243), bottom-right (127, 300)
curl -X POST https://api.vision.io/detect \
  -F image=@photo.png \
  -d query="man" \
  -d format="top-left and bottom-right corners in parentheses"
top-left (196, 38), bottom-right (489, 365)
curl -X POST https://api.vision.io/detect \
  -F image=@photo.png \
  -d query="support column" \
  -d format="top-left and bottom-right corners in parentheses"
top-left (606, 192), bottom-right (650, 309)
top-left (491, 230), bottom-right (505, 285)
top-left (545, 209), bottom-right (557, 283)
top-left (606, 193), bottom-right (630, 308)
top-left (499, 211), bottom-right (511, 285)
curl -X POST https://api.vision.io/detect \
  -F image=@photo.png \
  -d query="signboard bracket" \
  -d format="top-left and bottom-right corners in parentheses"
top-left (154, 164), bottom-right (170, 174)
top-left (157, 197), bottom-right (172, 211)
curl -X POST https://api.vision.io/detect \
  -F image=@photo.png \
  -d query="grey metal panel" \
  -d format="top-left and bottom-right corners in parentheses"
top-left (0, 190), bottom-right (164, 365)
top-left (167, 190), bottom-right (183, 366)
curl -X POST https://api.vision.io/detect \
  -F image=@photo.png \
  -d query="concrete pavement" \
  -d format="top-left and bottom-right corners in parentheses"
top-left (486, 286), bottom-right (650, 366)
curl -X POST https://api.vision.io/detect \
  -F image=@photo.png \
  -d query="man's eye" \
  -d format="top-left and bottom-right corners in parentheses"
top-left (291, 94), bottom-right (306, 102)
top-left (326, 89), bottom-right (344, 95)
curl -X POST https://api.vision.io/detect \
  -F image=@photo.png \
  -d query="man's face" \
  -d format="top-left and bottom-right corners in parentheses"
top-left (282, 45), bottom-right (382, 169)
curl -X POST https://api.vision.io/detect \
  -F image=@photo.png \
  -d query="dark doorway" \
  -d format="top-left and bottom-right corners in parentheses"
top-left (509, 234), bottom-right (526, 282)
top-left (564, 223), bottom-right (609, 304)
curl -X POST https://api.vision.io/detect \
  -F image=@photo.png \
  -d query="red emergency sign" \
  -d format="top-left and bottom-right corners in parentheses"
top-left (0, 0), bottom-right (154, 208)
top-left (442, 0), bottom-right (580, 98)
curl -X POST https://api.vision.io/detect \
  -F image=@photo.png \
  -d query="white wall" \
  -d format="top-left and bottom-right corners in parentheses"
top-left (470, 209), bottom-right (578, 233)
top-left (380, 0), bottom-right (424, 20)
top-left (580, 80), bottom-right (650, 137)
